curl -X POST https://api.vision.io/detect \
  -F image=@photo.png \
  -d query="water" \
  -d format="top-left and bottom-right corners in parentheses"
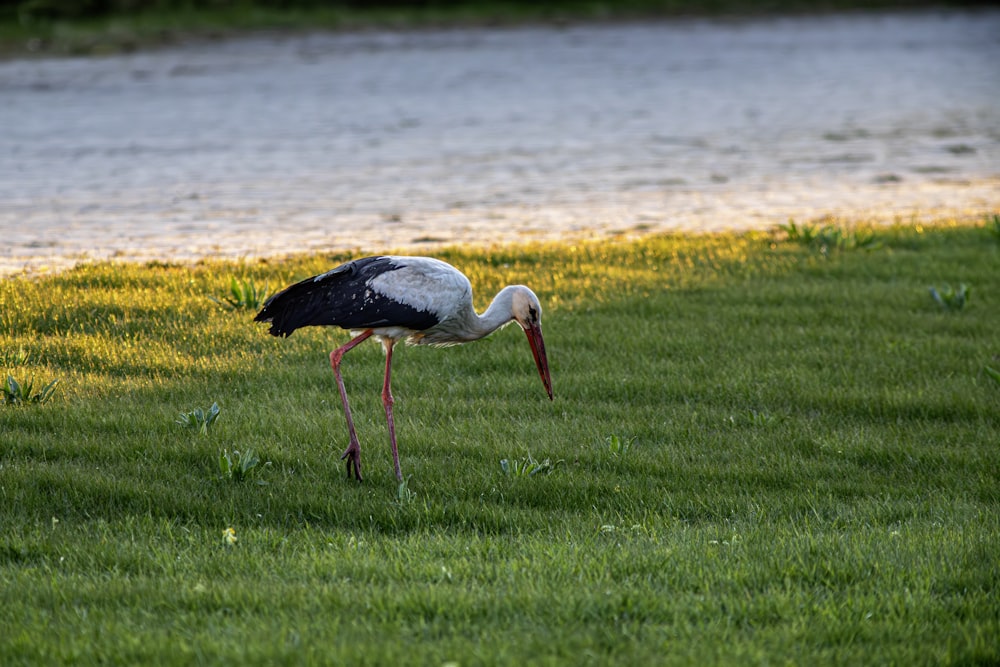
top-left (1, 10), bottom-right (998, 275)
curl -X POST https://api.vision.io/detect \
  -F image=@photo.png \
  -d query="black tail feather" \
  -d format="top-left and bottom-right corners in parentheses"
top-left (253, 269), bottom-right (354, 337)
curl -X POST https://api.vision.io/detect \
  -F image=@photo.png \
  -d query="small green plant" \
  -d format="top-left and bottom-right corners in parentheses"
top-left (779, 219), bottom-right (819, 244)
top-left (777, 220), bottom-right (879, 255)
top-left (209, 277), bottom-right (271, 310)
top-left (605, 434), bottom-right (635, 456)
top-left (396, 477), bottom-right (417, 504)
top-left (218, 448), bottom-right (268, 483)
top-left (929, 283), bottom-right (970, 311)
top-left (987, 214), bottom-right (1000, 243)
top-left (176, 402), bottom-right (221, 434)
top-left (1, 375), bottom-right (58, 406)
top-left (1, 346), bottom-right (32, 366)
top-left (500, 454), bottom-right (563, 477)
top-left (985, 366), bottom-right (1000, 387)
top-left (815, 225), bottom-right (879, 255)
top-left (741, 409), bottom-right (783, 427)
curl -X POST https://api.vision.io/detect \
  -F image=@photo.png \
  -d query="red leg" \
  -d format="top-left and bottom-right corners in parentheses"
top-left (381, 339), bottom-right (403, 481)
top-left (330, 330), bottom-right (374, 481)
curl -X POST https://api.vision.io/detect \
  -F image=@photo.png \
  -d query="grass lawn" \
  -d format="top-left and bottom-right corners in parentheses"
top-left (1, 219), bottom-right (998, 665)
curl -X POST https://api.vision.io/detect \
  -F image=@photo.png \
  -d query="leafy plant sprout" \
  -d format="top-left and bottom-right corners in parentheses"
top-left (2, 375), bottom-right (58, 406)
top-left (219, 448), bottom-right (269, 483)
top-left (987, 214), bottom-right (1000, 243)
top-left (929, 283), bottom-right (970, 311)
top-left (209, 277), bottom-right (272, 310)
top-left (176, 402), bottom-right (221, 435)
top-left (1, 346), bottom-right (32, 367)
top-left (605, 434), bottom-right (635, 456)
top-left (777, 219), bottom-right (880, 255)
top-left (500, 454), bottom-right (563, 477)
top-left (779, 219), bottom-right (819, 244)
top-left (396, 477), bottom-right (417, 504)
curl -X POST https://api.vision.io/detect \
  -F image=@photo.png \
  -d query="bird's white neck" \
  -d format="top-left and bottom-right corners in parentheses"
top-left (470, 285), bottom-right (521, 340)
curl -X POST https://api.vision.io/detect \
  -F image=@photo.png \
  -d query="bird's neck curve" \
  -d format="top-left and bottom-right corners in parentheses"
top-left (471, 285), bottom-right (520, 340)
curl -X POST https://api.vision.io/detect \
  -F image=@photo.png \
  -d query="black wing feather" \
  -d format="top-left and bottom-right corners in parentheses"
top-left (254, 256), bottom-right (440, 337)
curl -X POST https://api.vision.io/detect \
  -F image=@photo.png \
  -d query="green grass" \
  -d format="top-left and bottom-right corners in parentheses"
top-left (1, 220), bottom-right (998, 665)
top-left (0, 0), bottom-right (985, 57)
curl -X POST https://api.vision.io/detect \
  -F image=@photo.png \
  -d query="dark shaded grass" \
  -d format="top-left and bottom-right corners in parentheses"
top-left (1, 222), bottom-right (998, 664)
top-left (2, 0), bottom-right (988, 58)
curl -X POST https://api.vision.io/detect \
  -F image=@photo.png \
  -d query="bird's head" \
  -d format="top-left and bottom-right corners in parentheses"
top-left (509, 286), bottom-right (554, 400)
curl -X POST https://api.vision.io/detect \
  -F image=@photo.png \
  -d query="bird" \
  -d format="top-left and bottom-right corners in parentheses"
top-left (254, 255), bottom-right (553, 482)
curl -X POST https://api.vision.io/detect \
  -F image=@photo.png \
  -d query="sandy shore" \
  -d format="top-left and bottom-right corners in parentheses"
top-left (1, 10), bottom-right (998, 276)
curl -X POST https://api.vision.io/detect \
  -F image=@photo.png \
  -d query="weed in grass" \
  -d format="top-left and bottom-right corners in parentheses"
top-left (500, 453), bottom-right (563, 476)
top-left (1, 374), bottom-right (58, 406)
top-left (208, 276), bottom-right (271, 310)
top-left (987, 214), bottom-right (1000, 243)
top-left (604, 434), bottom-right (635, 456)
top-left (0, 345), bottom-right (32, 366)
top-left (814, 224), bottom-right (850, 254)
top-left (176, 402), bottom-right (221, 434)
top-left (985, 365), bottom-right (1000, 387)
top-left (598, 523), bottom-right (644, 535)
top-left (222, 526), bottom-right (238, 546)
top-left (738, 409), bottom-right (784, 427)
top-left (777, 219), bottom-right (880, 255)
top-left (396, 477), bottom-right (417, 504)
top-left (928, 283), bottom-right (970, 311)
top-left (815, 225), bottom-right (880, 255)
top-left (778, 219), bottom-right (819, 244)
top-left (218, 447), bottom-right (268, 483)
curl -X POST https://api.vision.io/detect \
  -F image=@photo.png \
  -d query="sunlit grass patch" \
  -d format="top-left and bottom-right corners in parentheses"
top-left (0, 345), bottom-right (32, 367)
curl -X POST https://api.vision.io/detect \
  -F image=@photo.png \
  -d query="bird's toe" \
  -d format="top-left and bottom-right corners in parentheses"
top-left (340, 445), bottom-right (363, 482)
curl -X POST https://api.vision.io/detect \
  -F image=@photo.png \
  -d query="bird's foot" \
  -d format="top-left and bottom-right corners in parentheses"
top-left (340, 442), bottom-right (363, 482)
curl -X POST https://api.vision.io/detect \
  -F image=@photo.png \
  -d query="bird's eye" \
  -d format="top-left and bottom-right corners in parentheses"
top-left (528, 306), bottom-right (538, 321)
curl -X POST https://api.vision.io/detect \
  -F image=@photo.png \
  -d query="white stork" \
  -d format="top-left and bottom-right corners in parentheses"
top-left (254, 255), bottom-right (553, 482)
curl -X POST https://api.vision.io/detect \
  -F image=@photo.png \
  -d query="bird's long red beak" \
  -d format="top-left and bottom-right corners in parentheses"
top-left (524, 323), bottom-right (553, 400)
